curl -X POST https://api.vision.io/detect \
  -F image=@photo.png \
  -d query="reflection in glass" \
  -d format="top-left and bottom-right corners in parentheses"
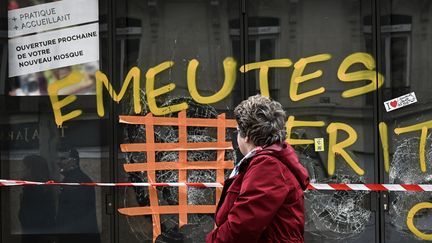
top-left (19, 155), bottom-right (55, 236)
top-left (116, 1), bottom-right (240, 242)
top-left (380, 1), bottom-right (432, 242)
top-left (56, 148), bottom-right (100, 243)
top-left (248, 0), bottom-right (375, 242)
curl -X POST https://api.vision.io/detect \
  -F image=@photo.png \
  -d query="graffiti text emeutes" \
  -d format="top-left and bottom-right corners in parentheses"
top-left (49, 52), bottom-right (384, 124)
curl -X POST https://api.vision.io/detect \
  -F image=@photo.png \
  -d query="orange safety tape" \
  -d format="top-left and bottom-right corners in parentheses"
top-left (216, 113), bottom-right (227, 203)
top-left (119, 110), bottom-right (237, 243)
top-left (123, 161), bottom-right (234, 172)
top-left (178, 111), bottom-right (188, 226)
top-left (119, 114), bottom-right (237, 128)
top-left (120, 142), bottom-right (233, 152)
top-left (118, 205), bottom-right (217, 216)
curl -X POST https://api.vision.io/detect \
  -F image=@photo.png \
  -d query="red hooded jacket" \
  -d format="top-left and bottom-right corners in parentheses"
top-left (206, 142), bottom-right (309, 243)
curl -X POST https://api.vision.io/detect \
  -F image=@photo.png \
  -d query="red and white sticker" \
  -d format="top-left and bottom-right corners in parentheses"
top-left (384, 92), bottom-right (417, 112)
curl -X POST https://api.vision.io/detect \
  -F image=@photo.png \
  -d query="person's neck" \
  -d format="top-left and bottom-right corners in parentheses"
top-left (244, 144), bottom-right (257, 155)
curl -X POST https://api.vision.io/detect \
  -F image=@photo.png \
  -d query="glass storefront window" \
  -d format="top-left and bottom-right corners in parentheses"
top-left (113, 1), bottom-right (240, 242)
top-left (247, 1), bottom-right (377, 242)
top-left (380, 1), bottom-right (432, 242)
top-left (1, 0), bottom-right (432, 242)
top-left (1, 0), bottom-right (111, 242)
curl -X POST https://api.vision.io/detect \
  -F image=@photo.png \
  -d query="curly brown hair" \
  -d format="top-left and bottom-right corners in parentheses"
top-left (234, 94), bottom-right (287, 147)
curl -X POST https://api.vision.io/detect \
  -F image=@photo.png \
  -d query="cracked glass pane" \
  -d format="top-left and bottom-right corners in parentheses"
top-left (389, 137), bottom-right (432, 238)
top-left (304, 173), bottom-right (372, 240)
top-left (294, 138), bottom-right (372, 241)
top-left (122, 97), bottom-right (235, 241)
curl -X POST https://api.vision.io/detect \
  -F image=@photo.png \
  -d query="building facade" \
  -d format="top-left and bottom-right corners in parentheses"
top-left (1, 0), bottom-right (432, 242)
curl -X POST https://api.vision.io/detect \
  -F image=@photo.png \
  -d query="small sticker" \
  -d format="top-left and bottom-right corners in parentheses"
top-left (384, 92), bottom-right (417, 112)
top-left (314, 138), bottom-right (324, 152)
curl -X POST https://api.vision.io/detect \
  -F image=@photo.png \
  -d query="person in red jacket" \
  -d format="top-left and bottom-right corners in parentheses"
top-left (206, 94), bottom-right (310, 243)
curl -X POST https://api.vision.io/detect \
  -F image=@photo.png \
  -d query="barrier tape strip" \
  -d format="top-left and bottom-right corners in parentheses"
top-left (1, 180), bottom-right (432, 191)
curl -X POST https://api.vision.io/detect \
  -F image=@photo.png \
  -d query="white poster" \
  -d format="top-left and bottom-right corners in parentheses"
top-left (8, 0), bottom-right (98, 38)
top-left (8, 23), bottom-right (99, 77)
top-left (384, 92), bottom-right (418, 112)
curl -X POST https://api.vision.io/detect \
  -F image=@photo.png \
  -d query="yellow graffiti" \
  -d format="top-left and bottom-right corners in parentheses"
top-left (419, 126), bottom-right (428, 172)
top-left (290, 54), bottom-right (331, 101)
top-left (240, 59), bottom-right (292, 97)
top-left (407, 202), bottom-right (432, 240)
top-left (394, 120), bottom-right (432, 173)
top-left (146, 61), bottom-right (188, 115)
top-left (48, 71), bottom-right (83, 127)
top-left (188, 57), bottom-right (237, 103)
top-left (96, 67), bottom-right (141, 117)
top-left (379, 122), bottom-right (390, 173)
top-left (47, 53), bottom-right (388, 128)
top-left (338, 52), bottom-right (384, 98)
top-left (327, 122), bottom-right (364, 176)
top-left (286, 116), bottom-right (325, 145)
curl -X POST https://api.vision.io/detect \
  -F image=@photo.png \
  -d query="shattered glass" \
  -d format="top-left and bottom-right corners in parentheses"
top-left (122, 97), bottom-right (235, 242)
top-left (294, 137), bottom-right (372, 241)
top-left (304, 173), bottom-right (372, 240)
top-left (388, 136), bottom-right (432, 239)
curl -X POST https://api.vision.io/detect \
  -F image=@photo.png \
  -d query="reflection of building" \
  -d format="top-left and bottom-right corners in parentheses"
top-left (0, 115), bottom-right (107, 240)
top-left (364, 14), bottom-right (412, 101)
top-left (2, 0), bottom-right (432, 243)
top-left (0, 15), bottom-right (7, 95)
